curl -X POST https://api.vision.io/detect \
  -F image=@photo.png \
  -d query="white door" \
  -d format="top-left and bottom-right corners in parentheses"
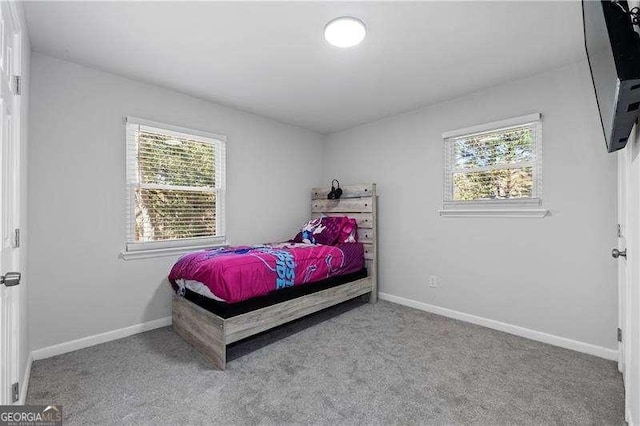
top-left (0, 2), bottom-right (21, 406)
top-left (619, 124), bottom-right (640, 423)
top-left (617, 149), bottom-right (628, 375)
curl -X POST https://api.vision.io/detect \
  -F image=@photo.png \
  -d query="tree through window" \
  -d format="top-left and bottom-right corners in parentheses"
top-left (444, 114), bottom-right (542, 207)
top-left (125, 119), bottom-right (226, 252)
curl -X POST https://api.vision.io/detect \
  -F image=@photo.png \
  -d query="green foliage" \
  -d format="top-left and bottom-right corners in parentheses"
top-left (134, 130), bottom-right (216, 242)
top-left (453, 127), bottom-right (534, 201)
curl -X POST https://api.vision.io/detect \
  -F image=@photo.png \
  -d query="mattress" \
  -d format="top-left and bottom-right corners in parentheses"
top-left (169, 242), bottom-right (365, 304)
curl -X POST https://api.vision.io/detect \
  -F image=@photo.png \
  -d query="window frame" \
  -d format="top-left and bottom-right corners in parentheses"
top-left (122, 117), bottom-right (227, 259)
top-left (440, 113), bottom-right (548, 218)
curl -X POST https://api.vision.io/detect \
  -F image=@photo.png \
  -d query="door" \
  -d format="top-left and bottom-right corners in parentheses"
top-left (0, 2), bottom-right (21, 405)
top-left (618, 123), bottom-right (640, 423)
top-left (617, 149), bottom-right (628, 376)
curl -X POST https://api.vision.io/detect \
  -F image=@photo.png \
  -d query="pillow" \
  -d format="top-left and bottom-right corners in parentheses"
top-left (291, 216), bottom-right (358, 245)
top-left (291, 217), bottom-right (323, 244)
top-left (338, 217), bottom-right (358, 243)
top-left (313, 217), bottom-right (344, 245)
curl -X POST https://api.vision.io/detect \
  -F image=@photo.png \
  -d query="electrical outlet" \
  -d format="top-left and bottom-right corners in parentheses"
top-left (429, 275), bottom-right (438, 288)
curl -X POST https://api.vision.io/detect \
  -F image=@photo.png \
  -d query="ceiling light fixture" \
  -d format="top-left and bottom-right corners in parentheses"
top-left (324, 17), bottom-right (366, 48)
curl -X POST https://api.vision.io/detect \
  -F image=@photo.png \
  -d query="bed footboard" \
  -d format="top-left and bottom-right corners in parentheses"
top-left (173, 294), bottom-right (226, 370)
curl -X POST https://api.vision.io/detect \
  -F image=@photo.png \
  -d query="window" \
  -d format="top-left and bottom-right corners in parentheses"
top-left (124, 117), bottom-right (226, 257)
top-left (442, 113), bottom-right (546, 217)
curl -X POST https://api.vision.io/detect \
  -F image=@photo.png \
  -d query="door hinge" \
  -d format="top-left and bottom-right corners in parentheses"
top-left (13, 75), bottom-right (21, 96)
top-left (14, 229), bottom-right (19, 248)
top-left (11, 382), bottom-right (18, 402)
top-left (618, 327), bottom-right (623, 342)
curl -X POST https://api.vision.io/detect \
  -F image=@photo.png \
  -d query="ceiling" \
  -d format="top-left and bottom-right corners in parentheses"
top-left (24, 1), bottom-right (586, 134)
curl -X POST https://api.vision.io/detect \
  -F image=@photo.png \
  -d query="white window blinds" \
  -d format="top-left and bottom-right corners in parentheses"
top-left (125, 117), bottom-right (226, 252)
top-left (443, 113), bottom-right (542, 208)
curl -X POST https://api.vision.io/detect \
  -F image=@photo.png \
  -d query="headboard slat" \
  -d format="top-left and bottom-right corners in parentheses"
top-left (311, 183), bottom-right (373, 200)
top-left (357, 228), bottom-right (374, 244)
top-left (365, 259), bottom-right (374, 272)
top-left (311, 212), bottom-right (373, 229)
top-left (312, 197), bottom-right (373, 213)
top-left (363, 244), bottom-right (374, 260)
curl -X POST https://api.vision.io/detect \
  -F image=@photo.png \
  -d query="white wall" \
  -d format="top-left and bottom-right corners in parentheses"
top-left (27, 51), bottom-right (619, 355)
top-left (27, 52), bottom-right (323, 351)
top-left (323, 60), bottom-right (618, 350)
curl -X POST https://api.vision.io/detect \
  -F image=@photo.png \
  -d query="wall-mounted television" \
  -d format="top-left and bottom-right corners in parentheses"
top-left (583, 0), bottom-right (640, 153)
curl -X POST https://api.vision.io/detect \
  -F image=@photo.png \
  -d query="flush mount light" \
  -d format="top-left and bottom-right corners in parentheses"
top-left (324, 17), bottom-right (366, 48)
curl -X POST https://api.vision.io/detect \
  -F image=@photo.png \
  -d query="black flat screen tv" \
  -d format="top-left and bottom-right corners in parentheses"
top-left (583, 0), bottom-right (640, 153)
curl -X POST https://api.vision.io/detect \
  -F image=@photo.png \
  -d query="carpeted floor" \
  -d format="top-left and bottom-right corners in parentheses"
top-left (27, 300), bottom-right (624, 425)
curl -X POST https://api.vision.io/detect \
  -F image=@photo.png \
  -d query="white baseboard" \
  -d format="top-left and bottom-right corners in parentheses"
top-left (379, 292), bottom-right (618, 361)
top-left (31, 316), bottom-right (172, 361)
top-left (18, 352), bottom-right (33, 405)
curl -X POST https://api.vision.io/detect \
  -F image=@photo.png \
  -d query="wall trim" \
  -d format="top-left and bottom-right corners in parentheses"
top-left (31, 316), bottom-right (172, 361)
top-left (379, 292), bottom-right (618, 361)
top-left (441, 112), bottom-right (541, 139)
top-left (18, 352), bottom-right (33, 405)
top-left (438, 208), bottom-right (549, 218)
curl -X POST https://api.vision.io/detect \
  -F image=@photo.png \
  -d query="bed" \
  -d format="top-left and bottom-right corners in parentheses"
top-left (171, 183), bottom-right (378, 369)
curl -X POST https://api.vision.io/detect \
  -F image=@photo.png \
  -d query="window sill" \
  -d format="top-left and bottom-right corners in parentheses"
top-left (438, 208), bottom-right (549, 218)
top-left (120, 243), bottom-right (228, 261)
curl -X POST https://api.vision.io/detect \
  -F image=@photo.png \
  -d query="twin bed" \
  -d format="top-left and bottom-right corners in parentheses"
top-left (170, 183), bottom-right (378, 369)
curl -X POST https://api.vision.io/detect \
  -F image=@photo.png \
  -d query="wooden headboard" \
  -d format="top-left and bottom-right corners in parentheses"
top-left (310, 183), bottom-right (378, 302)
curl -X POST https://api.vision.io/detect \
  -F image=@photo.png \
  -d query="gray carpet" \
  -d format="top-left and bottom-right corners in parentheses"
top-left (26, 300), bottom-right (624, 425)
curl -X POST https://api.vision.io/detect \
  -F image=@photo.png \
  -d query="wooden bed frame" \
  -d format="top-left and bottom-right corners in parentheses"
top-left (172, 183), bottom-right (378, 369)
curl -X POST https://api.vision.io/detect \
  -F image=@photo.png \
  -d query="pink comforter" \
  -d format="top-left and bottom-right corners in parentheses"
top-left (169, 242), bottom-right (364, 303)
